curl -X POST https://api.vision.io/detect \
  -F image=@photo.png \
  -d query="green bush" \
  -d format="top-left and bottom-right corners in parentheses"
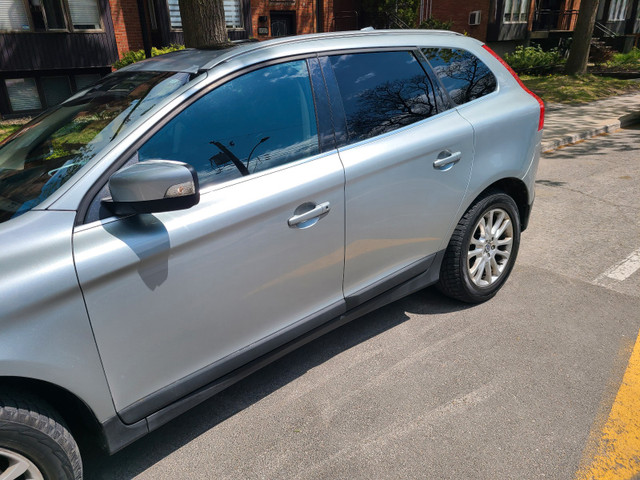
top-left (609, 47), bottom-right (640, 67)
top-left (113, 44), bottom-right (185, 70)
top-left (503, 45), bottom-right (564, 75)
top-left (418, 17), bottom-right (453, 30)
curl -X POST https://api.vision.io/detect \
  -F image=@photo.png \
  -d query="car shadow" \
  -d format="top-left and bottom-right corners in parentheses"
top-left (83, 286), bottom-right (472, 478)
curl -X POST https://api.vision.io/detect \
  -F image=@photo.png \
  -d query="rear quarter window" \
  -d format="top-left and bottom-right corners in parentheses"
top-left (421, 48), bottom-right (497, 106)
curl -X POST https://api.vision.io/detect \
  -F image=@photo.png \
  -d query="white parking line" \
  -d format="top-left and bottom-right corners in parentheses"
top-left (595, 248), bottom-right (640, 283)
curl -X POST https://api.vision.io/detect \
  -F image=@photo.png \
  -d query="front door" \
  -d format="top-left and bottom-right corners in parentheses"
top-left (73, 60), bottom-right (345, 421)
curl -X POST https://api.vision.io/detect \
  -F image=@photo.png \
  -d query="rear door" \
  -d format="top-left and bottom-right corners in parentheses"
top-left (321, 50), bottom-right (475, 304)
top-left (73, 59), bottom-right (346, 421)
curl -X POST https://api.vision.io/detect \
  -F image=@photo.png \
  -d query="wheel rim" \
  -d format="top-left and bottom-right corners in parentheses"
top-left (467, 207), bottom-right (514, 288)
top-left (0, 448), bottom-right (44, 480)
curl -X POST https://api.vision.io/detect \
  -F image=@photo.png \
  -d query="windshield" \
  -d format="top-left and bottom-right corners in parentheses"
top-left (0, 70), bottom-right (193, 224)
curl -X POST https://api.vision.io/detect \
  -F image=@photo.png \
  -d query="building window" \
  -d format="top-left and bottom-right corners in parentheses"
top-left (223, 0), bottom-right (242, 28)
top-left (167, 0), bottom-right (243, 30)
top-left (31, 0), bottom-right (68, 30)
top-left (609, 0), bottom-right (629, 21)
top-left (0, 0), bottom-right (31, 30)
top-left (503, 0), bottom-right (530, 23)
top-left (75, 74), bottom-right (101, 90)
top-left (0, 0), bottom-right (101, 31)
top-left (167, 0), bottom-right (181, 28)
top-left (4, 74), bottom-right (105, 115)
top-left (41, 76), bottom-right (72, 107)
top-left (67, 0), bottom-right (101, 29)
top-left (5, 78), bottom-right (43, 112)
top-left (148, 0), bottom-right (158, 30)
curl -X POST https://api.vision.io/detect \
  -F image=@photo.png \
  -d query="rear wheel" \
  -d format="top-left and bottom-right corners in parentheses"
top-left (438, 191), bottom-right (521, 303)
top-left (0, 391), bottom-right (82, 480)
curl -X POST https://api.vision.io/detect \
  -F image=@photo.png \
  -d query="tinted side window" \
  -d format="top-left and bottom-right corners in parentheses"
top-left (329, 51), bottom-right (439, 144)
top-left (138, 60), bottom-right (319, 187)
top-left (422, 48), bottom-right (497, 105)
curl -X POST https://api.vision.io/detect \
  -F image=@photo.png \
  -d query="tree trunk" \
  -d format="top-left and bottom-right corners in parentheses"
top-left (178, 0), bottom-right (228, 49)
top-left (564, 0), bottom-right (600, 75)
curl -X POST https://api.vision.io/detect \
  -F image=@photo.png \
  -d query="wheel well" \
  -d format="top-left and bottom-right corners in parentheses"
top-left (479, 178), bottom-right (531, 231)
top-left (0, 377), bottom-right (104, 452)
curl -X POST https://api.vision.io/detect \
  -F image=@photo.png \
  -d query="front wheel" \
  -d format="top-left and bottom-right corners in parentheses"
top-left (0, 391), bottom-right (82, 480)
top-left (438, 191), bottom-right (521, 303)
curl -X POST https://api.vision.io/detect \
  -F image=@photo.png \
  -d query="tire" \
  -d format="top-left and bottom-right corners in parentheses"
top-left (437, 191), bottom-right (521, 303)
top-left (0, 390), bottom-right (82, 480)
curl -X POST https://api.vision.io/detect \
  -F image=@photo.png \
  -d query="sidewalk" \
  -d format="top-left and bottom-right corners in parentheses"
top-left (542, 92), bottom-right (640, 152)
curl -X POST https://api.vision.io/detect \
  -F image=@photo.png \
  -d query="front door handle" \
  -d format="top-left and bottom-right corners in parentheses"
top-left (433, 150), bottom-right (462, 170)
top-left (288, 202), bottom-right (331, 228)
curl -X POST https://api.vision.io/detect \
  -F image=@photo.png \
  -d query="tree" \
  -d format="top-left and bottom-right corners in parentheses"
top-left (362, 0), bottom-right (420, 28)
top-left (178, 0), bottom-right (228, 48)
top-left (564, 0), bottom-right (600, 75)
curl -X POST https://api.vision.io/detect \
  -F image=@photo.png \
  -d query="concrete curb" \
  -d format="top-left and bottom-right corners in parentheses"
top-left (542, 111), bottom-right (640, 153)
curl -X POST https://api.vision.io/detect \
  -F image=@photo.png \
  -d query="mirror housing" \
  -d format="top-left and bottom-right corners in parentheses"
top-left (104, 160), bottom-right (200, 216)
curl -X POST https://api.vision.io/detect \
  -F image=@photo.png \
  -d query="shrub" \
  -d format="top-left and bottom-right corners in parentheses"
top-left (418, 17), bottom-right (453, 30)
top-left (113, 44), bottom-right (185, 70)
top-left (609, 47), bottom-right (640, 67)
top-left (503, 45), bottom-right (564, 75)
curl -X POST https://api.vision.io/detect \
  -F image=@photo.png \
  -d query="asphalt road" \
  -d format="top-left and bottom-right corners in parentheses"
top-left (85, 125), bottom-right (640, 479)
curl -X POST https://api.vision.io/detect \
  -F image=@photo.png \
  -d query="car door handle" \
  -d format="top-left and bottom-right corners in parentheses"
top-left (433, 150), bottom-right (462, 169)
top-left (288, 202), bottom-right (331, 227)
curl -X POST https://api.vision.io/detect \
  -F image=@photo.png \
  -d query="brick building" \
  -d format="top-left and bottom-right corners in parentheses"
top-left (0, 0), bottom-right (339, 117)
top-left (419, 0), bottom-right (639, 53)
top-left (3, 0), bottom-right (638, 117)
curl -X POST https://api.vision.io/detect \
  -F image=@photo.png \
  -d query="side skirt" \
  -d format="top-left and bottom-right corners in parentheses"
top-left (99, 249), bottom-right (445, 454)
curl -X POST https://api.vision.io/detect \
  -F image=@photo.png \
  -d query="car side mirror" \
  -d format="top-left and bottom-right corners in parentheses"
top-left (104, 160), bottom-right (200, 216)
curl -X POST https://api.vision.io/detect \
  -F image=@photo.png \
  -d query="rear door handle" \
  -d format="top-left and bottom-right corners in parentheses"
top-left (433, 150), bottom-right (462, 169)
top-left (288, 202), bottom-right (331, 227)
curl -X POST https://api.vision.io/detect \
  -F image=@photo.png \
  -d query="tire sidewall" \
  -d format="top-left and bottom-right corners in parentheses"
top-left (0, 420), bottom-right (74, 480)
top-left (458, 194), bottom-right (521, 302)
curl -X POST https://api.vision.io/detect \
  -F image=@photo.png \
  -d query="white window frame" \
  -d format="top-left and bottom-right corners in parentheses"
top-left (503, 0), bottom-right (530, 24)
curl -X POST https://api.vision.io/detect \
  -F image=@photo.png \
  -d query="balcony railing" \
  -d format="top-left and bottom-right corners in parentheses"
top-left (532, 9), bottom-right (579, 31)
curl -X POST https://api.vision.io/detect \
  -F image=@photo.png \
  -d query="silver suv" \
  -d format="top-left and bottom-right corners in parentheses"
top-left (0, 30), bottom-right (542, 479)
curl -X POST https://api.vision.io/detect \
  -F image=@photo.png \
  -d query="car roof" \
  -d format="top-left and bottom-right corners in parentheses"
top-left (120, 29), bottom-right (466, 74)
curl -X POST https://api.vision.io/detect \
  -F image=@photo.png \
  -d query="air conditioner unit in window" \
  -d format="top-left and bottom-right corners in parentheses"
top-left (469, 10), bottom-right (481, 25)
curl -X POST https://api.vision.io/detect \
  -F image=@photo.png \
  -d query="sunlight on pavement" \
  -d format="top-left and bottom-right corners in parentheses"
top-left (575, 330), bottom-right (640, 480)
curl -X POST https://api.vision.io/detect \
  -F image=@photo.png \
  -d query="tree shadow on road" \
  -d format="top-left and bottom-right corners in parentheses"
top-left (83, 286), bottom-right (472, 478)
